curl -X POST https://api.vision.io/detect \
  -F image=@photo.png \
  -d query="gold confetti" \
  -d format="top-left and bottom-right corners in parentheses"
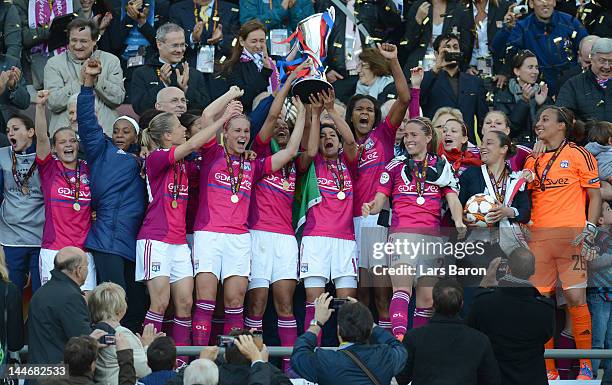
top-left (400, 40), bottom-right (408, 45)
top-left (571, 31), bottom-right (577, 39)
top-left (231, 7), bottom-right (238, 12)
top-left (387, 94), bottom-right (396, 99)
top-left (212, 16), bottom-right (219, 21)
top-left (584, 8), bottom-right (592, 12)
top-left (385, 6), bottom-right (390, 11)
top-left (220, 56), bottom-right (226, 63)
top-left (422, 16), bottom-right (430, 25)
top-left (597, 100), bottom-right (604, 107)
top-left (599, 16), bottom-right (605, 24)
top-left (232, 38), bottom-right (237, 47)
top-left (126, 24), bottom-right (133, 27)
top-left (553, 37), bottom-right (562, 44)
top-left (333, 42), bottom-right (342, 48)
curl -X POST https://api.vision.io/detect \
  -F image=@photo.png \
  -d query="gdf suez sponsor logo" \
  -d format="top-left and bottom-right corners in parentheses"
top-left (532, 177), bottom-right (570, 189)
top-left (214, 172), bottom-right (252, 190)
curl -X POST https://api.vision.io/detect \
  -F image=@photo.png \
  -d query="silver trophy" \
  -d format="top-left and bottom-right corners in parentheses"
top-left (290, 7), bottom-right (335, 102)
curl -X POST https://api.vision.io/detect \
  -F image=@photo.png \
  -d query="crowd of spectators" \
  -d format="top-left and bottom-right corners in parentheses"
top-left (0, 0), bottom-right (611, 384)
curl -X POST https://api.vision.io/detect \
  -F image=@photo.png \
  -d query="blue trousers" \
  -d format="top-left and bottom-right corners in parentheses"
top-left (588, 292), bottom-right (612, 374)
top-left (3, 246), bottom-right (41, 293)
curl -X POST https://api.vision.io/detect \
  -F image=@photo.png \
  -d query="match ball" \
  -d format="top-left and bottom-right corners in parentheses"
top-left (464, 193), bottom-right (498, 227)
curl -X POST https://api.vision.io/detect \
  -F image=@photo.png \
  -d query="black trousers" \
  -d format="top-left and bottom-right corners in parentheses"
top-left (92, 250), bottom-right (149, 333)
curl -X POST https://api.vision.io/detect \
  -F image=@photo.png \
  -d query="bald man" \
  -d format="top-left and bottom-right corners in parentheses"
top-left (155, 87), bottom-right (187, 117)
top-left (558, 35), bottom-right (600, 89)
top-left (27, 246), bottom-right (102, 366)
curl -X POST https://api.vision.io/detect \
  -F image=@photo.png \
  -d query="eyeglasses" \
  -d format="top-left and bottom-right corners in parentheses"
top-left (163, 97), bottom-right (188, 105)
top-left (161, 41), bottom-right (186, 50)
top-left (593, 56), bottom-right (612, 66)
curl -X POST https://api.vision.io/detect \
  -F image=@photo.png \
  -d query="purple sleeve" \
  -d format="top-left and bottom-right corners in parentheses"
top-left (251, 135), bottom-right (272, 157)
top-left (146, 149), bottom-right (173, 179)
top-left (376, 164), bottom-right (395, 197)
top-left (409, 88), bottom-right (421, 118)
top-left (253, 156), bottom-right (273, 181)
top-left (374, 117), bottom-right (400, 152)
top-left (35, 154), bottom-right (55, 182)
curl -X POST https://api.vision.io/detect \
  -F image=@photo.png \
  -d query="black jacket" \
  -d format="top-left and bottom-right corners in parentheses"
top-left (396, 314), bottom-right (501, 385)
top-left (130, 56), bottom-right (211, 114)
top-left (0, 3), bottom-right (21, 61)
top-left (219, 61), bottom-right (272, 113)
top-left (556, 69), bottom-right (612, 123)
top-left (169, 0), bottom-right (239, 67)
top-left (0, 279), bottom-right (23, 354)
top-left (466, 283), bottom-right (555, 385)
top-left (402, 0), bottom-right (473, 70)
top-left (0, 54), bottom-right (30, 133)
top-left (420, 70), bottom-right (488, 143)
top-left (27, 269), bottom-right (92, 365)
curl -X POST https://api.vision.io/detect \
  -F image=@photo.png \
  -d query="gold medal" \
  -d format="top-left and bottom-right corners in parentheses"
top-left (171, 200), bottom-right (178, 209)
top-left (73, 202), bottom-right (81, 211)
top-left (416, 196), bottom-right (425, 205)
top-left (282, 180), bottom-right (290, 190)
top-left (337, 191), bottom-right (346, 200)
top-left (231, 194), bottom-right (239, 203)
top-left (21, 185), bottom-right (29, 195)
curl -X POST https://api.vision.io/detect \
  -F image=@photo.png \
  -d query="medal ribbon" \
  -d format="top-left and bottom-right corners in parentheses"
top-left (172, 160), bottom-right (184, 203)
top-left (224, 148), bottom-right (244, 196)
top-left (535, 140), bottom-right (566, 192)
top-left (487, 166), bottom-right (508, 204)
top-left (61, 160), bottom-right (81, 206)
top-left (414, 155), bottom-right (429, 200)
top-left (11, 149), bottom-right (38, 192)
top-left (327, 158), bottom-right (345, 193)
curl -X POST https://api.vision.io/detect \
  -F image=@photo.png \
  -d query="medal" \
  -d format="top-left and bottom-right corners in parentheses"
top-left (416, 196), bottom-right (425, 205)
top-left (224, 147), bottom-right (245, 204)
top-left (327, 158), bottom-right (346, 202)
top-left (413, 155), bottom-right (429, 206)
top-left (73, 202), bottom-right (81, 211)
top-left (21, 185), bottom-right (30, 195)
top-left (11, 149), bottom-right (37, 196)
top-left (282, 180), bottom-right (290, 190)
top-left (171, 160), bottom-right (185, 209)
top-left (171, 200), bottom-right (178, 209)
top-left (337, 191), bottom-right (346, 200)
top-left (63, 161), bottom-right (82, 213)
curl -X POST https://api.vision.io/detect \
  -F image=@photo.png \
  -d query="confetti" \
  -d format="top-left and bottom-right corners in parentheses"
top-left (599, 16), bottom-right (605, 24)
top-left (232, 38), bottom-right (237, 47)
top-left (220, 56), bottom-right (226, 63)
top-left (571, 31), bottom-right (577, 39)
top-left (400, 40), bottom-right (408, 45)
top-left (231, 7), bottom-right (238, 12)
top-left (553, 37), bottom-right (562, 44)
top-left (333, 42), bottom-right (342, 48)
top-left (422, 16), bottom-right (430, 25)
top-left (597, 100), bottom-right (604, 107)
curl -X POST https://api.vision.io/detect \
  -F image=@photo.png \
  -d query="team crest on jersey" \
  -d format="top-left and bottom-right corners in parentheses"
top-left (300, 263), bottom-right (308, 273)
top-left (151, 262), bottom-right (161, 272)
top-left (243, 162), bottom-right (252, 172)
top-left (80, 175), bottom-right (89, 185)
top-left (379, 172), bottom-right (390, 184)
top-left (365, 138), bottom-right (375, 151)
top-left (560, 160), bottom-right (570, 168)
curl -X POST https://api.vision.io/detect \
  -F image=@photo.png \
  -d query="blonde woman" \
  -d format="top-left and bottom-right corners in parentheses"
top-left (0, 247), bottom-right (23, 362)
top-left (89, 282), bottom-right (162, 385)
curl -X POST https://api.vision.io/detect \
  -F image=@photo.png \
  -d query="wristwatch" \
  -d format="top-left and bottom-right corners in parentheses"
top-left (309, 319), bottom-right (324, 328)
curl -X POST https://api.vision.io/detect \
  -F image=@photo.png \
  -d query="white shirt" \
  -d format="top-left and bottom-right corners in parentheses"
top-left (470, 0), bottom-right (490, 66)
top-left (345, 0), bottom-right (363, 71)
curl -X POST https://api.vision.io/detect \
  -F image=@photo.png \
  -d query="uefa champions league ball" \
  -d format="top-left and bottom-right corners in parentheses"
top-left (464, 193), bottom-right (498, 227)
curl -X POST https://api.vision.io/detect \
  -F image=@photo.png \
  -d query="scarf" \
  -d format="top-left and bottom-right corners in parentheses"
top-left (355, 75), bottom-right (394, 99)
top-left (597, 77), bottom-right (609, 89)
top-left (508, 78), bottom-right (539, 122)
top-left (437, 142), bottom-right (482, 173)
top-left (29, 0), bottom-right (72, 55)
top-left (240, 48), bottom-right (264, 71)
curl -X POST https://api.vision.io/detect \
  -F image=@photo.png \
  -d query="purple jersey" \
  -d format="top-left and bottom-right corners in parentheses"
top-left (37, 155), bottom-right (91, 250)
top-left (194, 139), bottom-right (272, 234)
top-left (378, 154), bottom-right (457, 233)
top-left (302, 152), bottom-right (357, 240)
top-left (248, 136), bottom-right (296, 235)
top-left (353, 117), bottom-right (398, 217)
top-left (138, 147), bottom-right (189, 244)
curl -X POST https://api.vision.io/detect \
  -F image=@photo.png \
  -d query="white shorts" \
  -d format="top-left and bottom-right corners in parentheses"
top-left (299, 236), bottom-right (357, 283)
top-left (249, 230), bottom-right (299, 289)
top-left (353, 215), bottom-right (389, 269)
top-left (136, 239), bottom-right (193, 284)
top-left (388, 232), bottom-right (446, 280)
top-left (193, 231), bottom-right (250, 281)
top-left (39, 248), bottom-right (97, 291)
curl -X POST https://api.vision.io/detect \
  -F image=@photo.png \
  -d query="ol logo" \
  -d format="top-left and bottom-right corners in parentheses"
top-left (300, 263), bottom-right (308, 273)
top-left (560, 160), bottom-right (569, 168)
top-left (152, 262), bottom-right (161, 272)
top-left (380, 172), bottom-right (390, 184)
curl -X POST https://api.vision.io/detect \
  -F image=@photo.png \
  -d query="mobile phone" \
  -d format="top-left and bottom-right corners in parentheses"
top-left (217, 335), bottom-right (235, 347)
top-left (377, 209), bottom-right (391, 228)
top-left (496, 259), bottom-right (509, 281)
top-left (513, 4), bottom-right (528, 14)
top-left (99, 334), bottom-right (116, 345)
top-left (329, 298), bottom-right (349, 311)
top-left (444, 51), bottom-right (463, 63)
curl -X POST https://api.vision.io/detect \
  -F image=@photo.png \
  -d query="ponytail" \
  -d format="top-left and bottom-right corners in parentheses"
top-left (139, 112), bottom-right (176, 151)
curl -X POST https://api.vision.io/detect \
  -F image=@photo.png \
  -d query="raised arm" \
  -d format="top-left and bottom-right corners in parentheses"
top-left (379, 43), bottom-right (411, 128)
top-left (174, 101), bottom-right (243, 161)
top-left (322, 89), bottom-right (357, 162)
top-left (34, 90), bottom-right (51, 160)
top-left (271, 97), bottom-right (305, 172)
top-left (297, 94), bottom-right (322, 172)
top-left (201, 86), bottom-right (244, 123)
top-left (79, 58), bottom-right (107, 161)
top-left (258, 62), bottom-right (308, 143)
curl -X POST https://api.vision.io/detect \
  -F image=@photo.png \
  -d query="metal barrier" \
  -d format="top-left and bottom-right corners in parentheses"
top-left (15, 346), bottom-right (612, 358)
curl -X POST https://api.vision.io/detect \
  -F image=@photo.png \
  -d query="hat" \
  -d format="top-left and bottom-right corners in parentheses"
top-left (47, 13), bottom-right (79, 52)
top-left (113, 116), bottom-right (140, 135)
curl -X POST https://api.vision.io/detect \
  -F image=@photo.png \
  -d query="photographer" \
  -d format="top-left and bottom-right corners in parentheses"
top-left (420, 33), bottom-right (488, 144)
top-left (466, 248), bottom-right (555, 385)
top-left (290, 294), bottom-right (407, 385)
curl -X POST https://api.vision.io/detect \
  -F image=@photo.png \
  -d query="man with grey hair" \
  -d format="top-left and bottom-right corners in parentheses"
top-left (184, 359), bottom-right (218, 385)
top-left (557, 37), bottom-right (612, 122)
top-left (27, 246), bottom-right (106, 367)
top-left (155, 87), bottom-right (187, 117)
top-left (558, 35), bottom-right (600, 89)
top-left (131, 22), bottom-right (210, 115)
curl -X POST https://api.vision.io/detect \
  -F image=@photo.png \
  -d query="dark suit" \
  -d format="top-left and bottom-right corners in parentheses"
top-left (402, 0), bottom-right (474, 71)
top-left (0, 54), bottom-right (30, 133)
top-left (466, 282), bottom-right (555, 385)
top-left (169, 0), bottom-right (239, 68)
top-left (420, 69), bottom-right (488, 143)
top-left (396, 314), bottom-right (501, 385)
top-left (219, 61), bottom-right (273, 113)
top-left (130, 56), bottom-right (211, 114)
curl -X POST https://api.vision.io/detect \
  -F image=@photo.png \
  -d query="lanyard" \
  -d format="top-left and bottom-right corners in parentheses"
top-left (194, 1), bottom-right (218, 32)
top-left (171, 160), bottom-right (184, 209)
top-left (487, 166), bottom-right (508, 203)
top-left (11, 149), bottom-right (37, 195)
top-left (414, 155), bottom-right (429, 200)
top-left (535, 140), bottom-right (566, 191)
top-left (327, 158), bottom-right (345, 193)
top-left (61, 160), bottom-right (82, 210)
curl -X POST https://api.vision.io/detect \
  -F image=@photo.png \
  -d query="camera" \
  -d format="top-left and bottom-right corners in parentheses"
top-left (513, 4), bottom-right (528, 14)
top-left (444, 51), bottom-right (463, 63)
top-left (329, 298), bottom-right (349, 311)
top-left (496, 259), bottom-right (509, 281)
top-left (99, 334), bottom-right (116, 345)
top-left (217, 335), bottom-right (235, 347)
